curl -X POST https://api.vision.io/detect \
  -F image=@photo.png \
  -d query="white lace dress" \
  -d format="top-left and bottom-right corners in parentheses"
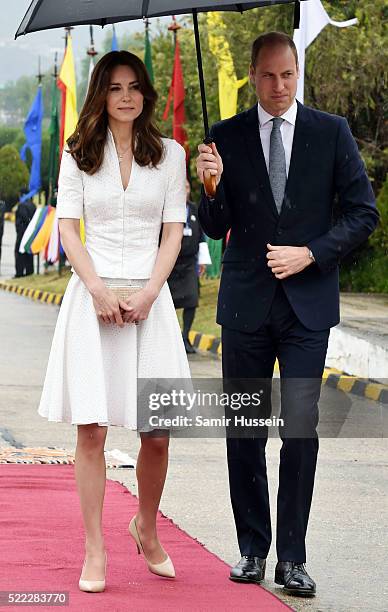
top-left (38, 132), bottom-right (191, 431)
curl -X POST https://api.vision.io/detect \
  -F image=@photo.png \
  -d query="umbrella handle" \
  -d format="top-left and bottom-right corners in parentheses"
top-left (203, 135), bottom-right (217, 198)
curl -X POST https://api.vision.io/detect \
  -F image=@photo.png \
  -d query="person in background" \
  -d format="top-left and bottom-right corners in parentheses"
top-left (14, 197), bottom-right (36, 278)
top-left (168, 179), bottom-right (212, 353)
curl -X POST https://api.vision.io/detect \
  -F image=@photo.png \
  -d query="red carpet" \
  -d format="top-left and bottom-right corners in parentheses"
top-left (0, 465), bottom-right (291, 611)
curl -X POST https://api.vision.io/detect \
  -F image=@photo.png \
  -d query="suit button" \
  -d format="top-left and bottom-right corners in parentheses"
top-left (277, 229), bottom-right (283, 236)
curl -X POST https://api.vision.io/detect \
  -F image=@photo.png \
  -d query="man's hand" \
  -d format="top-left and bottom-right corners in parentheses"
top-left (197, 142), bottom-right (223, 186)
top-left (266, 244), bottom-right (313, 279)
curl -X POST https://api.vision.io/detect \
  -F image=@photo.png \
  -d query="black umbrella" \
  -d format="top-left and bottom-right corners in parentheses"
top-left (16, 0), bottom-right (306, 193)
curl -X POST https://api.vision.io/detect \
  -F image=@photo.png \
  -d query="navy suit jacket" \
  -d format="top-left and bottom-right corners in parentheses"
top-left (198, 102), bottom-right (379, 332)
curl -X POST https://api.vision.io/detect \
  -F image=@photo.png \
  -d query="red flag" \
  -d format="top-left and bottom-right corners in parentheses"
top-left (163, 38), bottom-right (189, 160)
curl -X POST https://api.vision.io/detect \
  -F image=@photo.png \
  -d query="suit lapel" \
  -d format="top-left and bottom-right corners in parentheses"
top-left (240, 106), bottom-right (279, 220)
top-left (281, 101), bottom-right (311, 219)
top-left (239, 102), bottom-right (312, 221)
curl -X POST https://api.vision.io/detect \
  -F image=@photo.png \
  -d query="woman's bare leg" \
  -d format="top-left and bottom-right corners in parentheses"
top-left (75, 423), bottom-right (108, 579)
top-left (134, 433), bottom-right (170, 564)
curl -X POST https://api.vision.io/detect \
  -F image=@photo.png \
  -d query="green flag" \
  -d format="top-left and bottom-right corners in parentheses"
top-left (206, 238), bottom-right (223, 278)
top-left (48, 76), bottom-right (59, 205)
top-left (144, 26), bottom-right (154, 83)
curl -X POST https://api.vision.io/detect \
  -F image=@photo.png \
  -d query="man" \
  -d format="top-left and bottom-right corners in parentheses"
top-left (197, 32), bottom-right (378, 597)
top-left (14, 197), bottom-right (36, 278)
top-left (168, 179), bottom-right (211, 354)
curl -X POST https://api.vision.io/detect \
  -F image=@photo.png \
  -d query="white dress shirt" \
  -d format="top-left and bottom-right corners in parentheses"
top-left (257, 100), bottom-right (298, 177)
top-left (56, 129), bottom-right (187, 279)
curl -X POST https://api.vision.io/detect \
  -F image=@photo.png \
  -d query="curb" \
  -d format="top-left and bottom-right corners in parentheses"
top-left (0, 280), bottom-right (63, 306)
top-left (2, 280), bottom-right (387, 405)
top-left (189, 331), bottom-right (388, 405)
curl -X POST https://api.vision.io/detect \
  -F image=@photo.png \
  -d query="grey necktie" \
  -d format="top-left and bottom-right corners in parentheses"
top-left (269, 117), bottom-right (287, 214)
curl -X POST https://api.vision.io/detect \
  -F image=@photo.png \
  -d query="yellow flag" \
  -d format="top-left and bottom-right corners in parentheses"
top-left (207, 13), bottom-right (248, 120)
top-left (59, 36), bottom-right (84, 245)
top-left (59, 35), bottom-right (78, 144)
top-left (80, 217), bottom-right (86, 245)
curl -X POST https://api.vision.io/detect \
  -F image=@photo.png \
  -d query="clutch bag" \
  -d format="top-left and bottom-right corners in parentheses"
top-left (106, 285), bottom-right (142, 302)
top-left (104, 283), bottom-right (143, 311)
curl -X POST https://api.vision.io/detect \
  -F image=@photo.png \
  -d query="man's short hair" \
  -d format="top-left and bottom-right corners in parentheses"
top-left (251, 31), bottom-right (299, 68)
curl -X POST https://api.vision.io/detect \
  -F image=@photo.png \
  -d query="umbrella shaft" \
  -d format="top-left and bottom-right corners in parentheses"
top-left (192, 9), bottom-right (209, 138)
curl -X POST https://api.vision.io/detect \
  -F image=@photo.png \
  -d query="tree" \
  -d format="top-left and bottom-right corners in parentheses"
top-left (0, 145), bottom-right (29, 205)
top-left (304, 0), bottom-right (387, 193)
top-left (0, 126), bottom-right (24, 148)
top-left (0, 74), bottom-right (52, 127)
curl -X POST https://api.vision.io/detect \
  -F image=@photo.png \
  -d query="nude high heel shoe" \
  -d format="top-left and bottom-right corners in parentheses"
top-left (128, 516), bottom-right (175, 578)
top-left (78, 552), bottom-right (107, 593)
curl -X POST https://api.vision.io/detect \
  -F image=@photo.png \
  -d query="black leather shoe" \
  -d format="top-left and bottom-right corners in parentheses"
top-left (275, 561), bottom-right (316, 596)
top-left (183, 337), bottom-right (196, 354)
top-left (229, 556), bottom-right (266, 584)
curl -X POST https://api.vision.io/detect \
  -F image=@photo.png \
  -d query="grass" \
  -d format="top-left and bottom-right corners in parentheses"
top-left (4, 269), bottom-right (222, 339)
top-left (176, 277), bottom-right (221, 338)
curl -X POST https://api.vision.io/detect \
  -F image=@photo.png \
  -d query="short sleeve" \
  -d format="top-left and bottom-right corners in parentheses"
top-left (162, 141), bottom-right (187, 223)
top-left (56, 149), bottom-right (84, 219)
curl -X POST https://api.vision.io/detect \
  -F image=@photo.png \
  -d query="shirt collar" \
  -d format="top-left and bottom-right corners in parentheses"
top-left (257, 100), bottom-right (298, 128)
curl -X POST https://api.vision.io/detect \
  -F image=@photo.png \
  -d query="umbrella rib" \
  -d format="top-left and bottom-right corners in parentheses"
top-left (15, 0), bottom-right (44, 38)
top-left (293, 0), bottom-right (301, 29)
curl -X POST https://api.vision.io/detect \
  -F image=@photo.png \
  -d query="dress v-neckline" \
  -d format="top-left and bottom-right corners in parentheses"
top-left (108, 127), bottom-right (136, 193)
top-left (119, 156), bottom-right (135, 192)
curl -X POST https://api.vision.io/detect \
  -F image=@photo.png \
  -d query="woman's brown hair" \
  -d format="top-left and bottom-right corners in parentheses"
top-left (67, 51), bottom-right (164, 174)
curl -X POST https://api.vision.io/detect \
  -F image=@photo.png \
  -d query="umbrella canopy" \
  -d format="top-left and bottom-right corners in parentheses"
top-left (16, 0), bottom-right (304, 37)
top-left (15, 0), bottom-right (306, 196)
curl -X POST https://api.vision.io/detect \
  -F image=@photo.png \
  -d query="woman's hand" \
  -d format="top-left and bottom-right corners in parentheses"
top-left (121, 287), bottom-right (158, 324)
top-left (91, 286), bottom-right (132, 328)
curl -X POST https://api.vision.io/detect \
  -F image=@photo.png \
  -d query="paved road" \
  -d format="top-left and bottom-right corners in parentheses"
top-left (1, 287), bottom-right (387, 611)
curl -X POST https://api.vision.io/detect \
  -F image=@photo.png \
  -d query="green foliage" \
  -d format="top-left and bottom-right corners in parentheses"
top-left (304, 0), bottom-right (387, 192)
top-left (0, 126), bottom-right (24, 148)
top-left (371, 174), bottom-right (388, 253)
top-left (340, 175), bottom-right (388, 293)
top-left (0, 73), bottom-right (53, 127)
top-left (0, 144), bottom-right (29, 203)
top-left (340, 248), bottom-right (388, 293)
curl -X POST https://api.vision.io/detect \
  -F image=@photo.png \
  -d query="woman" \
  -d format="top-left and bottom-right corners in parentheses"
top-left (38, 51), bottom-right (191, 592)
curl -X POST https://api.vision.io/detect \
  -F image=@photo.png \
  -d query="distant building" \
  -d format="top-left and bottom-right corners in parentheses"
top-left (0, 107), bottom-right (24, 126)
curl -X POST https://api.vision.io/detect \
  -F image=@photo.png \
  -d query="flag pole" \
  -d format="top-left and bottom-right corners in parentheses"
top-left (47, 52), bottom-right (58, 207)
top-left (87, 25), bottom-right (98, 60)
top-left (58, 26), bottom-right (74, 276)
top-left (168, 14), bottom-right (181, 47)
top-left (36, 55), bottom-right (43, 208)
top-left (144, 18), bottom-right (154, 83)
top-left (87, 25), bottom-right (98, 89)
top-left (35, 56), bottom-right (43, 275)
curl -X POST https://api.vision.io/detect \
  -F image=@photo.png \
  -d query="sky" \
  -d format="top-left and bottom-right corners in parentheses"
top-left (0, 0), bottom-right (171, 86)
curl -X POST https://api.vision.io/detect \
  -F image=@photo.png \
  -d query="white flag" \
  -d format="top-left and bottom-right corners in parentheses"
top-left (87, 57), bottom-right (95, 87)
top-left (294, 0), bottom-right (358, 103)
top-left (47, 210), bottom-right (60, 264)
